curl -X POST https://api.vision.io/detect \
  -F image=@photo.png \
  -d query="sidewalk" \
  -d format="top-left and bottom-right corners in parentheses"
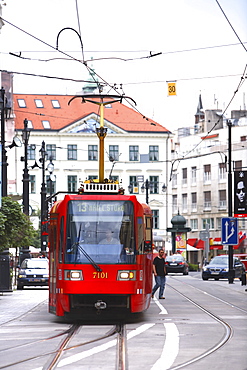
top-left (0, 288), bottom-right (48, 325)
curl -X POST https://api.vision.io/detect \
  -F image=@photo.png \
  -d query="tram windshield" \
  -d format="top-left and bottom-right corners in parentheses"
top-left (65, 200), bottom-right (136, 264)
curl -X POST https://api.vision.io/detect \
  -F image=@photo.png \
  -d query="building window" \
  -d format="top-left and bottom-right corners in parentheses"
top-left (219, 189), bottom-right (226, 209)
top-left (149, 145), bottom-right (159, 161)
top-left (191, 166), bottom-right (197, 184)
top-left (150, 176), bottom-right (159, 194)
top-left (216, 217), bottom-right (222, 230)
top-left (68, 175), bottom-right (77, 192)
top-left (203, 164), bottom-right (211, 183)
top-left (88, 145), bottom-right (98, 161)
top-left (46, 175), bottom-right (56, 194)
top-left (109, 145), bottom-right (119, 161)
top-left (88, 175), bottom-right (98, 180)
top-left (46, 144), bottom-right (56, 160)
top-left (182, 193), bottom-right (187, 212)
top-left (51, 100), bottom-right (60, 108)
top-left (110, 175), bottom-right (119, 182)
top-left (17, 99), bottom-right (26, 108)
top-left (202, 218), bottom-right (214, 230)
top-left (219, 163), bottom-right (226, 181)
top-left (191, 192), bottom-right (197, 212)
top-left (172, 195), bottom-right (177, 213)
top-left (234, 160), bottom-right (242, 170)
top-left (240, 136), bottom-right (246, 142)
top-left (27, 120), bottom-right (33, 129)
top-left (67, 145), bottom-right (77, 160)
top-left (204, 191), bottom-right (211, 210)
top-left (42, 120), bottom-right (50, 129)
top-left (172, 173), bottom-right (177, 188)
top-left (182, 168), bottom-right (187, 185)
top-left (190, 219), bottom-right (198, 230)
top-left (27, 144), bottom-right (36, 160)
top-left (152, 210), bottom-right (159, 229)
top-left (129, 145), bottom-right (139, 161)
top-left (34, 99), bottom-right (44, 108)
top-left (129, 176), bottom-right (139, 194)
top-left (29, 175), bottom-right (36, 194)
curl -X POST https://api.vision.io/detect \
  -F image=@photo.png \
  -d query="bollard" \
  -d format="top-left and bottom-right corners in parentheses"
top-left (241, 272), bottom-right (247, 286)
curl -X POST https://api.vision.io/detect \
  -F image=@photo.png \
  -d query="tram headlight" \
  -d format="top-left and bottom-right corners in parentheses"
top-left (117, 270), bottom-right (136, 281)
top-left (64, 270), bottom-right (83, 281)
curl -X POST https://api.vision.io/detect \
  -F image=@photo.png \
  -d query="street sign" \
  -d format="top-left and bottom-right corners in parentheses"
top-left (167, 82), bottom-right (176, 96)
top-left (221, 217), bottom-right (238, 245)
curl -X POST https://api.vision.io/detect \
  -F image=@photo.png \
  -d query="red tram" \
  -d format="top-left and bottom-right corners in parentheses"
top-left (48, 182), bottom-right (153, 317)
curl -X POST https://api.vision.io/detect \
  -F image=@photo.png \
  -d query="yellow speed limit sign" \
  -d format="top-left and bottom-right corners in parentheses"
top-left (167, 82), bottom-right (176, 96)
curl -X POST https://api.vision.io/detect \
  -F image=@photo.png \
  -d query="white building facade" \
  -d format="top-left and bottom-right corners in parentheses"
top-left (10, 93), bottom-right (172, 245)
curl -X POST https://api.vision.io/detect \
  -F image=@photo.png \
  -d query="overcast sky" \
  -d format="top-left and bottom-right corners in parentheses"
top-left (1, 0), bottom-right (247, 132)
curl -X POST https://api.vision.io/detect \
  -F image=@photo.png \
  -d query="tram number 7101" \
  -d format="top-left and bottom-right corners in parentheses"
top-left (93, 272), bottom-right (108, 279)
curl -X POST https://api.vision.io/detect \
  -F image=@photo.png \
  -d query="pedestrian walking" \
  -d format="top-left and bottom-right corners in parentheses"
top-left (152, 249), bottom-right (167, 299)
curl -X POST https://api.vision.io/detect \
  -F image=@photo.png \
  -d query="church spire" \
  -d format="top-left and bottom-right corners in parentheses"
top-left (195, 93), bottom-right (204, 124)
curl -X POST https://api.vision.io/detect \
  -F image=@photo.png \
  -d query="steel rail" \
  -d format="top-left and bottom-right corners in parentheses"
top-left (167, 283), bottom-right (233, 370)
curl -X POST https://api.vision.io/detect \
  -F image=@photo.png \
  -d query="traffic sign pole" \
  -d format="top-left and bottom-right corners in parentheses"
top-left (227, 120), bottom-right (234, 284)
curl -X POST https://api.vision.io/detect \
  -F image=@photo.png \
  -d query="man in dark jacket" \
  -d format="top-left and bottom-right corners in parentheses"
top-left (152, 249), bottom-right (167, 299)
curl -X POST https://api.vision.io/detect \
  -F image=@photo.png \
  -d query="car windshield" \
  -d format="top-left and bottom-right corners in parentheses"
top-left (209, 256), bottom-right (228, 265)
top-left (166, 255), bottom-right (184, 262)
top-left (21, 259), bottom-right (48, 269)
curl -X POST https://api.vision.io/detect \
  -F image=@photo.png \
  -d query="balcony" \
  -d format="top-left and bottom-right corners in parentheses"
top-left (218, 200), bottom-right (227, 210)
top-left (203, 201), bottom-right (211, 211)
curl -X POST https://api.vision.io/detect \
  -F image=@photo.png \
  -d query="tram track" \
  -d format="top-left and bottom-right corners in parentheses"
top-left (0, 323), bottom-right (127, 370)
top-left (165, 276), bottom-right (247, 369)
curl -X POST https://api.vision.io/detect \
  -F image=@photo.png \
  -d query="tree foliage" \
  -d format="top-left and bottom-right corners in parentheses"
top-left (0, 197), bottom-right (37, 252)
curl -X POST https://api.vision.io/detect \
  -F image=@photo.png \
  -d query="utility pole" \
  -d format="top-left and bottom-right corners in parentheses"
top-left (227, 119), bottom-right (234, 284)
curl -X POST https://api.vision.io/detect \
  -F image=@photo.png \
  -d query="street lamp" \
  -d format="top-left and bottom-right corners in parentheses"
top-left (47, 156), bottom-right (55, 196)
top-left (0, 87), bottom-right (8, 198)
top-left (141, 179), bottom-right (154, 204)
top-left (21, 118), bottom-right (31, 216)
top-left (40, 141), bottom-right (48, 252)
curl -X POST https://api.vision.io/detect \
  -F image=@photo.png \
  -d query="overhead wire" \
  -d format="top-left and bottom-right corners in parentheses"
top-left (215, 0), bottom-right (247, 53)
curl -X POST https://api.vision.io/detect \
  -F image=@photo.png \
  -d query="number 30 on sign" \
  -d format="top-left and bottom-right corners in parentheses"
top-left (167, 82), bottom-right (176, 96)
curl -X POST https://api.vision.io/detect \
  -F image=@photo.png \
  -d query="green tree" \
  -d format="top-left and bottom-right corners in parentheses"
top-left (0, 197), bottom-right (37, 252)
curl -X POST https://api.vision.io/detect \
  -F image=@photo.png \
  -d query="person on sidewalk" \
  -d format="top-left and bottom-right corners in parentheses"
top-left (152, 249), bottom-right (167, 299)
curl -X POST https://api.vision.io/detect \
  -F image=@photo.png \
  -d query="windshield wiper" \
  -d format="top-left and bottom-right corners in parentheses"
top-left (68, 242), bottom-right (102, 272)
top-left (67, 224), bottom-right (102, 272)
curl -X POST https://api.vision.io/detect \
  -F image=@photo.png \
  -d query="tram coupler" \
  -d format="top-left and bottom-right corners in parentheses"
top-left (95, 300), bottom-right (107, 310)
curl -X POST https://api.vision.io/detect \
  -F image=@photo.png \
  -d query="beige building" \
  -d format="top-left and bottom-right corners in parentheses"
top-left (171, 98), bottom-right (247, 261)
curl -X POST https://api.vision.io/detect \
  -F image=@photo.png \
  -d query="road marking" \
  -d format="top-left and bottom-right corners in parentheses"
top-left (53, 323), bottom-right (155, 368)
top-left (153, 296), bottom-right (168, 314)
top-left (151, 323), bottom-right (179, 370)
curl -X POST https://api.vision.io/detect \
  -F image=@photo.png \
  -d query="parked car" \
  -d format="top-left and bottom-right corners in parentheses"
top-left (202, 255), bottom-right (245, 280)
top-left (165, 254), bottom-right (189, 275)
top-left (17, 258), bottom-right (49, 289)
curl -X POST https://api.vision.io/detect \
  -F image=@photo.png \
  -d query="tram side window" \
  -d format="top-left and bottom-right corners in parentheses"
top-left (137, 217), bottom-right (144, 253)
top-left (144, 216), bottom-right (152, 252)
top-left (59, 216), bottom-right (64, 263)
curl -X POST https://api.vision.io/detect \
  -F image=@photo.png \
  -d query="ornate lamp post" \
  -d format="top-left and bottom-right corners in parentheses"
top-left (21, 118), bottom-right (31, 216)
top-left (141, 179), bottom-right (154, 204)
top-left (40, 141), bottom-right (47, 252)
top-left (0, 87), bottom-right (7, 198)
top-left (47, 156), bottom-right (55, 196)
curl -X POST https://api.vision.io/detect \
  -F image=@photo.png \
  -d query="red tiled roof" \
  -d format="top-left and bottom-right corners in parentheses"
top-left (13, 94), bottom-right (169, 133)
